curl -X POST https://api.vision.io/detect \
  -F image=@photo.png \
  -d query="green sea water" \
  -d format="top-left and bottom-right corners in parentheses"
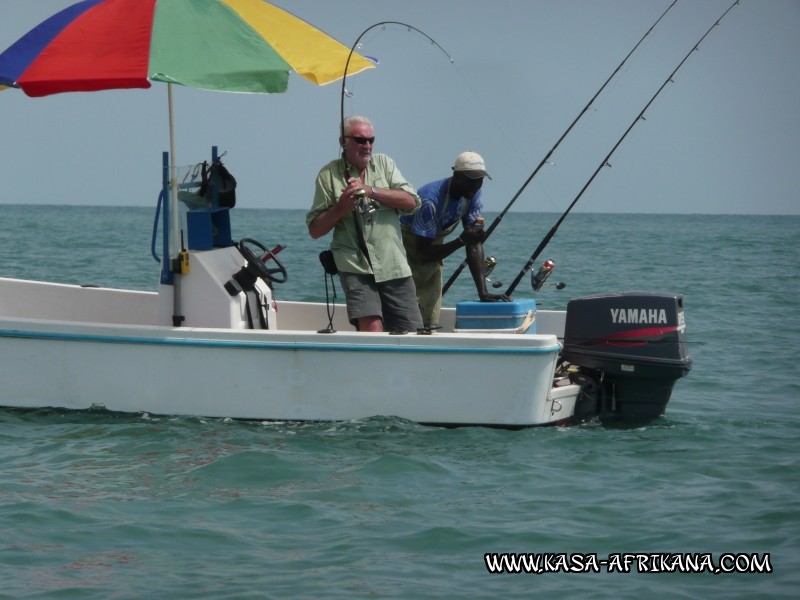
top-left (1, 206), bottom-right (798, 598)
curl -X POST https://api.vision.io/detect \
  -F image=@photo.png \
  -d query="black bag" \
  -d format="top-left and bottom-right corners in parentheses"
top-left (199, 159), bottom-right (237, 208)
top-left (319, 249), bottom-right (338, 275)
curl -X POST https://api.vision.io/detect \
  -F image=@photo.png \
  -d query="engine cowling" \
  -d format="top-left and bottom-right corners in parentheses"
top-left (561, 292), bottom-right (692, 419)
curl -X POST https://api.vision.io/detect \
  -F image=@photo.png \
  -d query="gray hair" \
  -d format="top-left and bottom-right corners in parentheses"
top-left (342, 115), bottom-right (373, 136)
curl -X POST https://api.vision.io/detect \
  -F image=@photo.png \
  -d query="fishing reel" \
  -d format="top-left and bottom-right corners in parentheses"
top-left (531, 259), bottom-right (566, 291)
top-left (484, 256), bottom-right (503, 289)
top-left (353, 189), bottom-right (378, 223)
top-left (531, 259), bottom-right (554, 291)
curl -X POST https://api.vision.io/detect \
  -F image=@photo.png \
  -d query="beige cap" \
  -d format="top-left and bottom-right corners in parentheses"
top-left (452, 151), bottom-right (491, 180)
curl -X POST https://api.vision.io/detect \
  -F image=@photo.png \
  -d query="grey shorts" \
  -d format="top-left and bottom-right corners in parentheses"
top-left (338, 272), bottom-right (423, 332)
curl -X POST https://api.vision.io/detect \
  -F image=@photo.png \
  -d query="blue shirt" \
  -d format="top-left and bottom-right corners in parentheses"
top-left (400, 177), bottom-right (483, 239)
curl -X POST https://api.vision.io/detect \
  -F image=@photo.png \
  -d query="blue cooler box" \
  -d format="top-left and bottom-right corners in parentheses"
top-left (454, 298), bottom-right (537, 334)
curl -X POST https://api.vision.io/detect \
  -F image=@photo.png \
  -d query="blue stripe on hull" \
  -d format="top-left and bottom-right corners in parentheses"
top-left (0, 329), bottom-right (560, 355)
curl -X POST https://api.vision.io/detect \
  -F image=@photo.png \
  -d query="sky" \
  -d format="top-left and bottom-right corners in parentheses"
top-left (1, 0), bottom-right (798, 215)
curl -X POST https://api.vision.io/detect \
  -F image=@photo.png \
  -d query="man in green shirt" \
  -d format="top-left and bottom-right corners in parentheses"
top-left (307, 115), bottom-right (423, 332)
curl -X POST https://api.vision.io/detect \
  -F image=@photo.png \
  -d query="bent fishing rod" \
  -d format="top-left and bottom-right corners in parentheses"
top-left (441, 0), bottom-right (678, 296)
top-left (504, 0), bottom-right (740, 297)
top-left (340, 22), bottom-right (453, 143)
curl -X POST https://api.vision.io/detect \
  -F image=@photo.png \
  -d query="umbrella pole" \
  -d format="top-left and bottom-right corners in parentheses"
top-left (168, 83), bottom-right (179, 260)
top-left (167, 83), bottom-right (185, 326)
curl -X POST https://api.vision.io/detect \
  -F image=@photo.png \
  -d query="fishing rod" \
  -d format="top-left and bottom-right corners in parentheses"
top-left (504, 0), bottom-right (740, 296)
top-left (441, 0), bottom-right (678, 296)
top-left (340, 22), bottom-right (453, 143)
top-left (338, 23), bottom-right (452, 222)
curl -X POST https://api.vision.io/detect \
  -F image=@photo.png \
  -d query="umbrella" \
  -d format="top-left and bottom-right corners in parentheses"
top-left (0, 0), bottom-right (374, 259)
top-left (0, 0), bottom-right (373, 95)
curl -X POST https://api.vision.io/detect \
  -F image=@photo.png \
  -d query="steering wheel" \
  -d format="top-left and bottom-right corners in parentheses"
top-left (237, 238), bottom-right (288, 285)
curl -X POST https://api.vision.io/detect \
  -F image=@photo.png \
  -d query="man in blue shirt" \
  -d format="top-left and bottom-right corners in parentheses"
top-left (401, 151), bottom-right (510, 328)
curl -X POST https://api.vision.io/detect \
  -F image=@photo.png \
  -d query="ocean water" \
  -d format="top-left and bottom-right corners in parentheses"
top-left (0, 206), bottom-right (798, 599)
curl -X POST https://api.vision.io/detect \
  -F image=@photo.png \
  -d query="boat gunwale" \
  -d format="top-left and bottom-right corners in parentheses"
top-left (0, 314), bottom-right (562, 355)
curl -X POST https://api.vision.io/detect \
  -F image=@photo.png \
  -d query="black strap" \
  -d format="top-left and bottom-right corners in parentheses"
top-left (339, 156), bottom-right (373, 270)
top-left (318, 267), bottom-right (338, 334)
top-left (352, 210), bottom-right (373, 269)
top-left (253, 289), bottom-right (269, 330)
top-left (242, 293), bottom-right (254, 329)
top-left (199, 161), bottom-right (209, 197)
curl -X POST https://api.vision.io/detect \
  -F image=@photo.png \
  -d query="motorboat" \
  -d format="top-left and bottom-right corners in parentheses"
top-left (0, 149), bottom-right (692, 427)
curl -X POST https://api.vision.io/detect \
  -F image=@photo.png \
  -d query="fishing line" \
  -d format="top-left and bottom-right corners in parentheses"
top-left (441, 0), bottom-right (679, 296)
top-left (448, 61), bottom-right (530, 175)
top-left (504, 0), bottom-right (741, 297)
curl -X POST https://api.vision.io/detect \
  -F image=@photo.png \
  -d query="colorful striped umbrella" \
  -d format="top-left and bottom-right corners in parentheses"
top-left (0, 0), bottom-right (374, 96)
top-left (0, 0), bottom-right (374, 264)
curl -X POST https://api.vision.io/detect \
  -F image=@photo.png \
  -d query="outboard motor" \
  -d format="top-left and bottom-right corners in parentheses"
top-left (561, 292), bottom-right (692, 419)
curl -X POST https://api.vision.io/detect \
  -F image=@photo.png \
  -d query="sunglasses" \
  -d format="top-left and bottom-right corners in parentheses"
top-left (346, 136), bottom-right (375, 145)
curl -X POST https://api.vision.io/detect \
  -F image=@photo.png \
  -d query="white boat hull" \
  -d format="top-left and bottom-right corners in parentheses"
top-left (0, 316), bottom-right (572, 426)
top-left (0, 248), bottom-right (579, 427)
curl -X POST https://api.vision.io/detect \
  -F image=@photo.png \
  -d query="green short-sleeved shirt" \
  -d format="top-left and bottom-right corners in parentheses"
top-left (307, 154), bottom-right (420, 283)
